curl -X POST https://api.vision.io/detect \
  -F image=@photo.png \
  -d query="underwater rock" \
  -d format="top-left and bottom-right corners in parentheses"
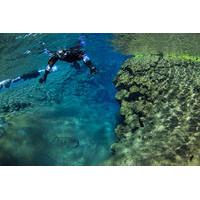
top-left (1, 102), bottom-right (32, 113)
top-left (110, 54), bottom-right (200, 165)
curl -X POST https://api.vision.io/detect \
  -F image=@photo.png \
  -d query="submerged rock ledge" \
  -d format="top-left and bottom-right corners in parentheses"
top-left (109, 54), bottom-right (200, 165)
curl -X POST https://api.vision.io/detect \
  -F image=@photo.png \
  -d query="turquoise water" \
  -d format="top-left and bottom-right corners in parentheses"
top-left (0, 33), bottom-right (127, 165)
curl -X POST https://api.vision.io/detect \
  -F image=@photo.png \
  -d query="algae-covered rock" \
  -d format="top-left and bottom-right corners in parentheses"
top-left (109, 54), bottom-right (200, 165)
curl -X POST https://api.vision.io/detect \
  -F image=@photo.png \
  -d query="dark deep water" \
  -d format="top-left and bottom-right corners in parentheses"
top-left (0, 33), bottom-right (128, 165)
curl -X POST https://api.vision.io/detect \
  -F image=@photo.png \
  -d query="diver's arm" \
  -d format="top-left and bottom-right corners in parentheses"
top-left (39, 54), bottom-right (59, 83)
top-left (82, 54), bottom-right (97, 74)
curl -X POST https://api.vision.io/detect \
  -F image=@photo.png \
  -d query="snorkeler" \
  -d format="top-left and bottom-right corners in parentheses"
top-left (39, 44), bottom-right (97, 84)
top-left (0, 35), bottom-right (97, 90)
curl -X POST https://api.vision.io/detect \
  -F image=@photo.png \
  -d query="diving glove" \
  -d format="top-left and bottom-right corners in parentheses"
top-left (39, 76), bottom-right (46, 84)
top-left (39, 70), bottom-right (49, 84)
top-left (90, 66), bottom-right (97, 74)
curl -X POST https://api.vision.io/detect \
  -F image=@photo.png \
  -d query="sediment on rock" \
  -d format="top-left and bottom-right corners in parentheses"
top-left (109, 54), bottom-right (200, 165)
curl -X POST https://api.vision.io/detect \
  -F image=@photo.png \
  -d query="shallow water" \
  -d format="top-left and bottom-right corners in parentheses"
top-left (0, 33), bottom-right (127, 165)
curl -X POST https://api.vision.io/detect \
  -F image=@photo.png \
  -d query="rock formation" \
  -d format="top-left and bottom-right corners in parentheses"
top-left (109, 54), bottom-right (200, 165)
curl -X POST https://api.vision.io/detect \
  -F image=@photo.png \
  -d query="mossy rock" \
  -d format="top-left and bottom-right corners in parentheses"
top-left (109, 54), bottom-right (200, 165)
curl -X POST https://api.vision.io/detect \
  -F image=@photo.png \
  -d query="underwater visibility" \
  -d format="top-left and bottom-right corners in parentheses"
top-left (1, 33), bottom-right (200, 166)
top-left (0, 33), bottom-right (127, 165)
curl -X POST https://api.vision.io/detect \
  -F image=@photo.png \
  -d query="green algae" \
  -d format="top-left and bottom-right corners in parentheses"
top-left (133, 53), bottom-right (200, 63)
top-left (109, 53), bottom-right (200, 165)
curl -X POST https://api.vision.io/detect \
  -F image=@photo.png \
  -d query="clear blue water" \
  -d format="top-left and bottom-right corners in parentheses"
top-left (0, 33), bottom-right (127, 165)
